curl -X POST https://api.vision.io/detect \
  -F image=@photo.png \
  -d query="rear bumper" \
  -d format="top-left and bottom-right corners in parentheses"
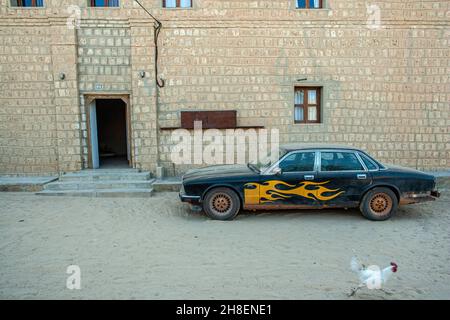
top-left (431, 190), bottom-right (440, 198)
top-left (400, 190), bottom-right (440, 205)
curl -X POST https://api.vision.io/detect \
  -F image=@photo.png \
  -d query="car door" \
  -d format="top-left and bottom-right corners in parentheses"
top-left (260, 150), bottom-right (320, 207)
top-left (316, 150), bottom-right (372, 207)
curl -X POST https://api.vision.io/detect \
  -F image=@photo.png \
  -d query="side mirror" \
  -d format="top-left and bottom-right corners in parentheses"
top-left (272, 167), bottom-right (283, 175)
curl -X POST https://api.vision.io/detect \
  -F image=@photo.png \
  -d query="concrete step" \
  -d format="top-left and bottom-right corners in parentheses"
top-left (0, 176), bottom-right (57, 192)
top-left (60, 171), bottom-right (151, 182)
top-left (36, 188), bottom-right (154, 198)
top-left (73, 168), bottom-right (142, 174)
top-left (44, 179), bottom-right (155, 191)
top-left (152, 178), bottom-right (182, 192)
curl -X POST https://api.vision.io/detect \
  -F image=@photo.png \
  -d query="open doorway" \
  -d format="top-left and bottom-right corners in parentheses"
top-left (96, 99), bottom-right (128, 168)
top-left (87, 96), bottom-right (131, 169)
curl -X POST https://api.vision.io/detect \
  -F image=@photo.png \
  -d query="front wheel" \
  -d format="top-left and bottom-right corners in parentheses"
top-left (360, 187), bottom-right (398, 221)
top-left (203, 187), bottom-right (241, 220)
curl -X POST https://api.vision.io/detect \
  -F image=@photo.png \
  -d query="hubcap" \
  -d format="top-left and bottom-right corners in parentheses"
top-left (210, 193), bottom-right (232, 215)
top-left (369, 193), bottom-right (392, 216)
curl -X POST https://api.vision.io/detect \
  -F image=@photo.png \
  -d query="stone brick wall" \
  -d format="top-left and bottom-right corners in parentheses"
top-left (156, 0), bottom-right (450, 173)
top-left (0, 22), bottom-right (59, 175)
top-left (77, 21), bottom-right (133, 167)
top-left (0, 0), bottom-right (448, 176)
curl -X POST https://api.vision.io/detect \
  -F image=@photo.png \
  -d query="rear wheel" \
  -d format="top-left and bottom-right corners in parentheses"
top-left (360, 187), bottom-right (398, 221)
top-left (203, 187), bottom-right (240, 220)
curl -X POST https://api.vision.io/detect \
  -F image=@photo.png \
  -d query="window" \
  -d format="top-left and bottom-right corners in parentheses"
top-left (90, 0), bottom-right (119, 7)
top-left (10, 0), bottom-right (43, 6)
top-left (279, 152), bottom-right (316, 172)
top-left (163, 0), bottom-right (192, 8)
top-left (320, 152), bottom-right (364, 172)
top-left (294, 87), bottom-right (321, 123)
top-left (296, 0), bottom-right (323, 9)
top-left (358, 152), bottom-right (378, 170)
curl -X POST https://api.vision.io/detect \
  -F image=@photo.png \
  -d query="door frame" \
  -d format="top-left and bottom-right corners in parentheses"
top-left (316, 149), bottom-right (372, 207)
top-left (84, 93), bottom-right (132, 169)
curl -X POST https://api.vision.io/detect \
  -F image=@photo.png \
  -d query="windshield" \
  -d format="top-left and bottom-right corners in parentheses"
top-left (250, 148), bottom-right (287, 171)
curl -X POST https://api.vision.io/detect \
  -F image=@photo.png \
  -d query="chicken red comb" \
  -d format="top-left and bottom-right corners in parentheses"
top-left (390, 262), bottom-right (398, 272)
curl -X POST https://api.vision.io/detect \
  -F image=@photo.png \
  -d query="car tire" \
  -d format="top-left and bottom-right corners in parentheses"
top-left (203, 187), bottom-right (241, 221)
top-left (360, 187), bottom-right (398, 221)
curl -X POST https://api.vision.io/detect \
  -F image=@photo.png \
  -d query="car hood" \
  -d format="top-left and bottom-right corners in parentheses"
top-left (183, 164), bottom-right (257, 181)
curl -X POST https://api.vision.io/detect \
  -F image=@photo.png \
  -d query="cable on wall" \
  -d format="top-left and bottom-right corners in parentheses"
top-left (134, 0), bottom-right (165, 88)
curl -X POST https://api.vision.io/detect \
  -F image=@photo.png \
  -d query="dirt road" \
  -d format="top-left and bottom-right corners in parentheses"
top-left (0, 191), bottom-right (449, 299)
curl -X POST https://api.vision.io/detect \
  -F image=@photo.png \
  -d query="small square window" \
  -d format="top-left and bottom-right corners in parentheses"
top-left (296, 0), bottom-right (323, 9)
top-left (294, 87), bottom-right (322, 124)
top-left (10, 0), bottom-right (43, 7)
top-left (163, 0), bottom-right (192, 8)
top-left (89, 0), bottom-right (119, 7)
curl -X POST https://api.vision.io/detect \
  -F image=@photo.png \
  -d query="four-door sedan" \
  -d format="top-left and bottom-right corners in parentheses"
top-left (179, 144), bottom-right (440, 221)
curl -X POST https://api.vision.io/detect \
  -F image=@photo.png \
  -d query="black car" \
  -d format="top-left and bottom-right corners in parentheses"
top-left (179, 144), bottom-right (440, 221)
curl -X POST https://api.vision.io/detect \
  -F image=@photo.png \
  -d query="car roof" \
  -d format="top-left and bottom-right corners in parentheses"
top-left (281, 143), bottom-right (362, 152)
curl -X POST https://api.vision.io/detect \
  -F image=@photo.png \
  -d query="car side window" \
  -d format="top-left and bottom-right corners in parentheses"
top-left (279, 152), bottom-right (315, 172)
top-left (320, 152), bottom-right (364, 171)
top-left (358, 152), bottom-right (378, 170)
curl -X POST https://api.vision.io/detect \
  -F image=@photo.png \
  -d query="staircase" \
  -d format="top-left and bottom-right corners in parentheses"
top-left (36, 169), bottom-right (155, 198)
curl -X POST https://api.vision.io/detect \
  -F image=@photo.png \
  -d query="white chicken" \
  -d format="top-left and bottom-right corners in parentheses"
top-left (349, 256), bottom-right (398, 296)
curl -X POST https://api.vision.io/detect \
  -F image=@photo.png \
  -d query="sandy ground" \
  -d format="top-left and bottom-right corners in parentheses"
top-left (0, 191), bottom-right (449, 300)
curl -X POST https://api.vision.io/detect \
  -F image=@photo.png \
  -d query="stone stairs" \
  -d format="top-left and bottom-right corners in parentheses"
top-left (36, 169), bottom-right (155, 198)
top-left (152, 177), bottom-right (182, 192)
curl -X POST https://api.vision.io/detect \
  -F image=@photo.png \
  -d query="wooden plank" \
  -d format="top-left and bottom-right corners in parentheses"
top-left (181, 110), bottom-right (237, 129)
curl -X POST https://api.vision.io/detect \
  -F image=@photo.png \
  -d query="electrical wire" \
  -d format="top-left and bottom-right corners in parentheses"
top-left (134, 0), bottom-right (165, 88)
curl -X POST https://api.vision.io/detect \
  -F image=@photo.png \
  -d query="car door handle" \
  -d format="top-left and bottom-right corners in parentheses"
top-left (357, 174), bottom-right (367, 180)
top-left (304, 175), bottom-right (315, 181)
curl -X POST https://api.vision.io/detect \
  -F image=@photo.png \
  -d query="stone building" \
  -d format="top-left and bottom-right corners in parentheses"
top-left (0, 0), bottom-right (448, 177)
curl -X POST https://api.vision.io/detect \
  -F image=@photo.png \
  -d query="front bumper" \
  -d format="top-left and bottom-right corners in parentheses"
top-left (179, 193), bottom-right (201, 204)
top-left (179, 185), bottom-right (201, 205)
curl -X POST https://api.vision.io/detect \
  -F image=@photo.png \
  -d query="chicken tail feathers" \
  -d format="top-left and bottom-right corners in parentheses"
top-left (351, 256), bottom-right (362, 273)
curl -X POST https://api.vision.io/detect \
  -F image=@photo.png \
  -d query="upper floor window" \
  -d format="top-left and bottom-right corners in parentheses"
top-left (163, 0), bottom-right (192, 8)
top-left (294, 87), bottom-right (321, 124)
top-left (90, 0), bottom-right (119, 7)
top-left (11, 0), bottom-right (43, 7)
top-left (296, 0), bottom-right (323, 9)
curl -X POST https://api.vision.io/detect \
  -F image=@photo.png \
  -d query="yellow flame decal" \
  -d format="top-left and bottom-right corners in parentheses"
top-left (244, 180), bottom-right (344, 204)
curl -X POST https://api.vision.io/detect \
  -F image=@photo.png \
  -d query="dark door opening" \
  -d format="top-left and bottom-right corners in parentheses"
top-left (95, 99), bottom-right (129, 169)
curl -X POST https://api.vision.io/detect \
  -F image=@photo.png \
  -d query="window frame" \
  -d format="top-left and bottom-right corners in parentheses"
top-left (357, 151), bottom-right (385, 171)
top-left (356, 152), bottom-right (378, 171)
top-left (277, 150), bottom-right (318, 173)
top-left (295, 0), bottom-right (324, 9)
top-left (10, 0), bottom-right (44, 7)
top-left (318, 150), bottom-right (367, 173)
top-left (265, 150), bottom-right (319, 175)
top-left (294, 86), bottom-right (322, 124)
top-left (163, 0), bottom-right (193, 8)
top-left (89, 0), bottom-right (120, 7)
